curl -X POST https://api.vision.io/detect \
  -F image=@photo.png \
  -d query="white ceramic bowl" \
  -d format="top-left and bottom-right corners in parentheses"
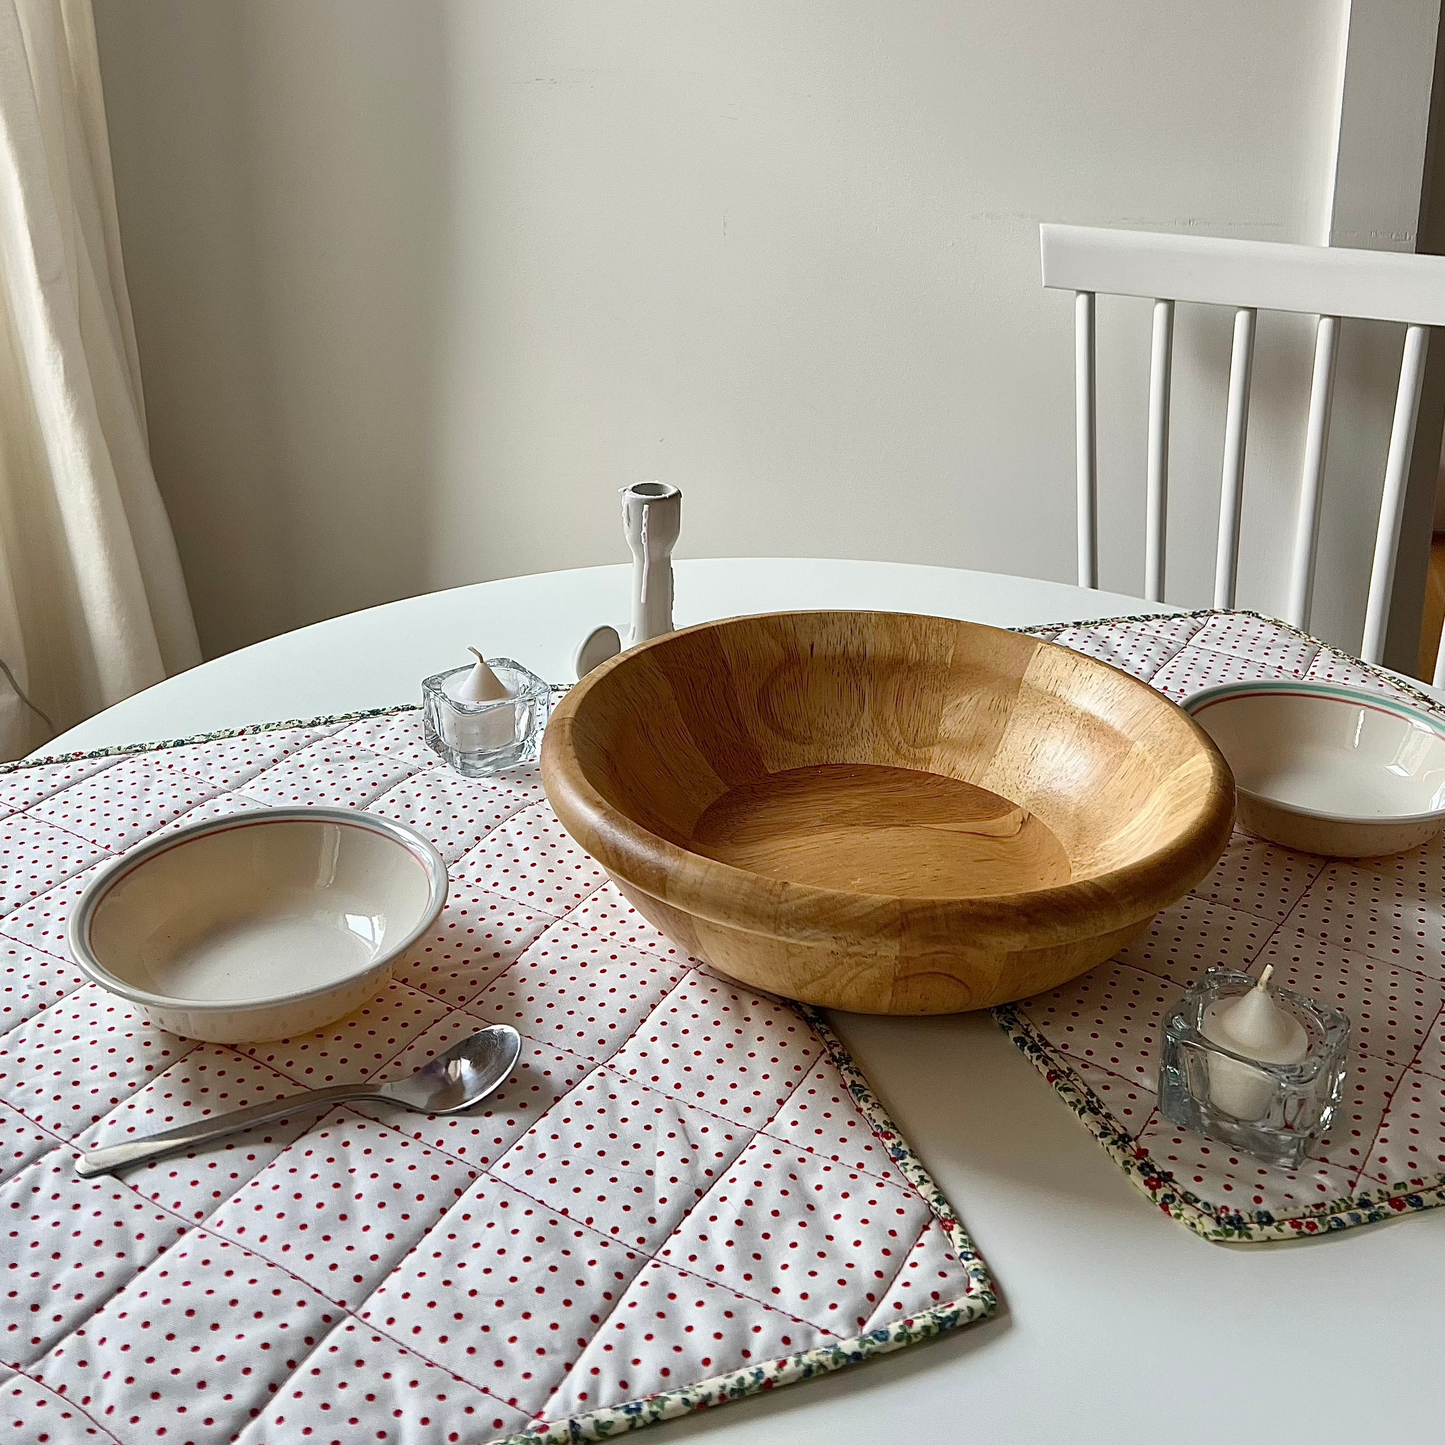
top-left (69, 807), bottom-right (447, 1043)
top-left (1183, 680), bottom-right (1445, 858)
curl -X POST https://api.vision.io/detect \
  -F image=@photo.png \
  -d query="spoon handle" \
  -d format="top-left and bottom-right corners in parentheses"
top-left (75, 1083), bottom-right (374, 1177)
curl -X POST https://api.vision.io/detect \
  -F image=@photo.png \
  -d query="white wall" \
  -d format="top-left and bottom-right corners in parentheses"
top-left (96, 1), bottom-right (1395, 663)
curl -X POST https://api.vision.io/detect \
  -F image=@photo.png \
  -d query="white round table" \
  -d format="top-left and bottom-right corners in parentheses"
top-left (42, 559), bottom-right (1442, 1444)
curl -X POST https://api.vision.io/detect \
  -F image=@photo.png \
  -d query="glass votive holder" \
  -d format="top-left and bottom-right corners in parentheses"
top-left (1158, 967), bottom-right (1349, 1169)
top-left (422, 658), bottom-right (551, 777)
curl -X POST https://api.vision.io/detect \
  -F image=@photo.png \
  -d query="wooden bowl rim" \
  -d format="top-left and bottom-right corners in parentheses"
top-left (542, 610), bottom-right (1236, 947)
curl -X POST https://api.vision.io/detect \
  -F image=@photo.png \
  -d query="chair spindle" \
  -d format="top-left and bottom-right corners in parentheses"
top-left (1362, 323), bottom-right (1429, 665)
top-left (1213, 306), bottom-right (1257, 610)
top-left (1145, 298), bottom-right (1174, 603)
top-left (1285, 315), bottom-right (1339, 630)
top-left (1075, 290), bottom-right (1098, 588)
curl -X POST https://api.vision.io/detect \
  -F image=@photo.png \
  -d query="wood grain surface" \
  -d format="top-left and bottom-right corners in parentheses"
top-left (542, 611), bottom-right (1235, 1013)
top-left (691, 763), bottom-right (1071, 897)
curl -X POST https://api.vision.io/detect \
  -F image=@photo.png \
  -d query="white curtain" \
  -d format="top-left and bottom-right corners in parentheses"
top-left (0, 0), bottom-right (199, 759)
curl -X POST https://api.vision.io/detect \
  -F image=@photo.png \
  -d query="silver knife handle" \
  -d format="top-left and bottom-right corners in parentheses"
top-left (75, 1083), bottom-right (370, 1177)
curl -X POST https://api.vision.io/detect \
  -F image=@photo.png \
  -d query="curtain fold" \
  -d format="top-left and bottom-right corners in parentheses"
top-left (0, 0), bottom-right (199, 759)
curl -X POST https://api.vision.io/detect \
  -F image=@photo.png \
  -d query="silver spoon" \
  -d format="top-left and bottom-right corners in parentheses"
top-left (75, 1025), bottom-right (521, 1178)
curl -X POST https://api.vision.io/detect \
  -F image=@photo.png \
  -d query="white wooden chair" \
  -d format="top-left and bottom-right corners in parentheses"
top-left (1040, 223), bottom-right (1445, 681)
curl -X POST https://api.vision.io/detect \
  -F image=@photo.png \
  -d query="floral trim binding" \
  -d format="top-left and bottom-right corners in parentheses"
top-left (993, 1003), bottom-right (1445, 1243)
top-left (993, 607), bottom-right (1445, 1243)
top-left (6, 686), bottom-right (578, 775)
top-left (7, 703), bottom-right (997, 1445)
top-left (503, 1005), bottom-right (996, 1445)
top-left (2, 703), bottom-right (423, 773)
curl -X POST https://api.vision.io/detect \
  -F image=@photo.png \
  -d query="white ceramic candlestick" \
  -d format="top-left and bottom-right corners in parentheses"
top-left (574, 481), bottom-right (683, 678)
top-left (440, 647), bottom-right (515, 751)
top-left (1200, 964), bottom-right (1309, 1121)
top-left (622, 481), bottom-right (681, 646)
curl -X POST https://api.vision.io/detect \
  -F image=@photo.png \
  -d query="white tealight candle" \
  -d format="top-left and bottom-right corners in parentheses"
top-left (440, 648), bottom-right (515, 752)
top-left (1200, 965), bottom-right (1309, 1122)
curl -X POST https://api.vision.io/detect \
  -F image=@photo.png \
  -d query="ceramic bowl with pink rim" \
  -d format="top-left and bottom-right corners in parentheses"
top-left (1182, 680), bottom-right (1445, 858)
top-left (68, 807), bottom-right (447, 1043)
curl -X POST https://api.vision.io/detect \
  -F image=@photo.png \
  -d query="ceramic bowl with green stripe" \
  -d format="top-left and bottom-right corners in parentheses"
top-left (1182, 679), bottom-right (1445, 858)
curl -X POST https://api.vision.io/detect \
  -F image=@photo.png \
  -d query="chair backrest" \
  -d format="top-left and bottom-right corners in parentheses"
top-left (1040, 223), bottom-right (1445, 675)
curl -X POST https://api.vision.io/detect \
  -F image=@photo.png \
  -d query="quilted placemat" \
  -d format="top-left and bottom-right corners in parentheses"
top-left (0, 708), bottom-right (994, 1444)
top-left (1002, 608), bottom-right (1445, 1242)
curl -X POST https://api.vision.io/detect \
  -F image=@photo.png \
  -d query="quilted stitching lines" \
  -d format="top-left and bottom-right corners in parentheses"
top-left (357, 1175), bottom-right (651, 1419)
top-left (491, 1080), bottom-right (753, 1254)
top-left (0, 708), bottom-right (994, 1443)
top-left (204, 1114), bottom-right (482, 1310)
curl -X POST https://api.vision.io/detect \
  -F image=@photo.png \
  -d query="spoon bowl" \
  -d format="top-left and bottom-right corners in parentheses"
top-left (383, 1026), bottom-right (523, 1113)
top-left (75, 1025), bottom-right (521, 1177)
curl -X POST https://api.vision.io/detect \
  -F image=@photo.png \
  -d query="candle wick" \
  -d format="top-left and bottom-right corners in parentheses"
top-left (468, 646), bottom-right (485, 665)
top-left (1256, 963), bottom-right (1274, 992)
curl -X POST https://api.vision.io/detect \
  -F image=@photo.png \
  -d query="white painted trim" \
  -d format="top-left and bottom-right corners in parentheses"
top-left (1041, 224), bottom-right (1445, 325)
top-left (1327, 0), bottom-right (1442, 250)
top-left (1316, 2), bottom-right (1352, 246)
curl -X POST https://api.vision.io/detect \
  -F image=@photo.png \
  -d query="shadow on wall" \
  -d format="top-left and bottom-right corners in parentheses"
top-left (97, 2), bottom-right (1381, 666)
top-left (96, 0), bottom-right (452, 660)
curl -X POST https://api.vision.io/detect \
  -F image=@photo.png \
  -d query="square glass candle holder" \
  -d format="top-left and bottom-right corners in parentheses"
top-left (422, 658), bottom-right (551, 777)
top-left (1158, 968), bottom-right (1349, 1169)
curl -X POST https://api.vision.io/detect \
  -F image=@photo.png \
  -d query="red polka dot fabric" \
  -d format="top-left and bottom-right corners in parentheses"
top-left (0, 715), bottom-right (993, 1442)
top-left (1008, 609), bottom-right (1445, 1240)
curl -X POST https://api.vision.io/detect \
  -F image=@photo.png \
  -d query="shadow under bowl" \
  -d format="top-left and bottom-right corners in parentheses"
top-left (542, 611), bottom-right (1235, 1014)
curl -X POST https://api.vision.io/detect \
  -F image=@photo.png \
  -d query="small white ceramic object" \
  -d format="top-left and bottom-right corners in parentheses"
top-left (1183, 679), bottom-right (1445, 857)
top-left (574, 624), bottom-right (623, 680)
top-left (69, 807), bottom-right (447, 1043)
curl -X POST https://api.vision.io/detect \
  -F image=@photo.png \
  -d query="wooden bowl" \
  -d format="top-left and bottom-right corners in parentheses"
top-left (541, 612), bottom-right (1235, 1013)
